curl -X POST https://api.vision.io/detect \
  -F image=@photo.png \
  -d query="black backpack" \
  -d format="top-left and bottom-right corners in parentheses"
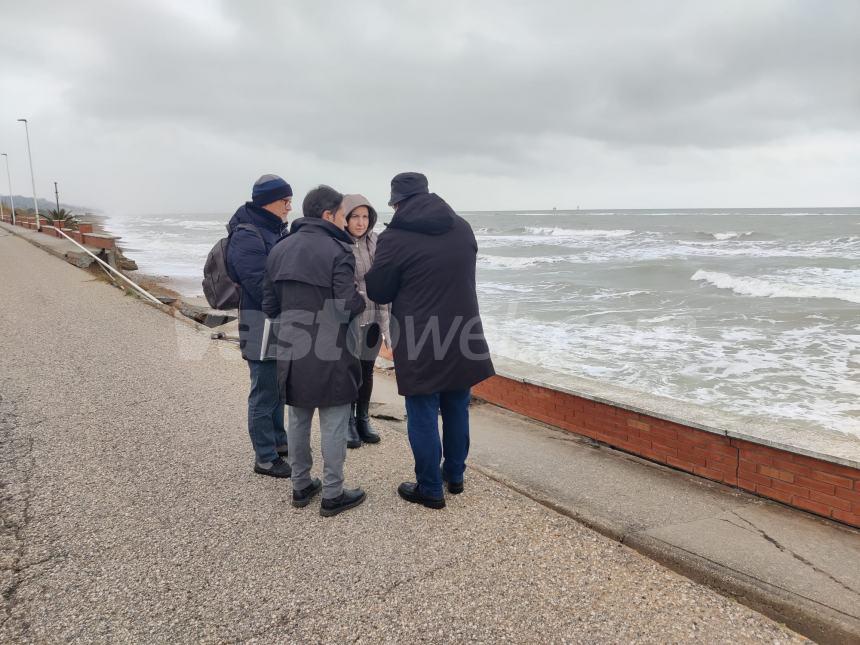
top-left (202, 223), bottom-right (263, 310)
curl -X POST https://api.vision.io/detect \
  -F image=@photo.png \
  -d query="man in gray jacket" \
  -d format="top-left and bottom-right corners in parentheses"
top-left (262, 185), bottom-right (367, 517)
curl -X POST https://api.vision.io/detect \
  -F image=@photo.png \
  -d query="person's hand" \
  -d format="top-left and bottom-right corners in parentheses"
top-left (379, 340), bottom-right (394, 362)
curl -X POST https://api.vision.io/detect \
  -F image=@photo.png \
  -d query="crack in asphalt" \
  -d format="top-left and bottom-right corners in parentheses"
top-left (725, 511), bottom-right (860, 596)
top-left (0, 394), bottom-right (34, 639)
top-left (230, 555), bottom-right (466, 644)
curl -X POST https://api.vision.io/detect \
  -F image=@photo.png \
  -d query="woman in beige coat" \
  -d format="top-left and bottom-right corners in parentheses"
top-left (342, 194), bottom-right (391, 448)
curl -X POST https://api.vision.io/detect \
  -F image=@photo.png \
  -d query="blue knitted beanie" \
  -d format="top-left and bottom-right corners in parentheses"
top-left (251, 174), bottom-right (293, 206)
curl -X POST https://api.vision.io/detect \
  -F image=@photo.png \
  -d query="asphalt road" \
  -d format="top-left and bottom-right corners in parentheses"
top-left (0, 231), bottom-right (806, 643)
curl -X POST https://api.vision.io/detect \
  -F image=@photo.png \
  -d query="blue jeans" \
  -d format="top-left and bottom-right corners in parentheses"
top-left (404, 389), bottom-right (471, 499)
top-left (247, 359), bottom-right (287, 463)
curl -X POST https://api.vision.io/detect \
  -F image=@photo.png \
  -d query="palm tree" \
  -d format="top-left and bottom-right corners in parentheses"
top-left (46, 207), bottom-right (79, 229)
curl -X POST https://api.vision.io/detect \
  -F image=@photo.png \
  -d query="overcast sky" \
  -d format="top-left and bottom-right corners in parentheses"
top-left (1, 0), bottom-right (858, 215)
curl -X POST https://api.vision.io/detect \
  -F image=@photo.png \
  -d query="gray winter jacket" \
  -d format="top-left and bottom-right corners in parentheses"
top-left (262, 217), bottom-right (366, 408)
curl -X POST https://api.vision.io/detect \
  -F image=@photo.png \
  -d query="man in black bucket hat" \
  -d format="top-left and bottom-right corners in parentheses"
top-left (366, 172), bottom-right (495, 509)
top-left (387, 171), bottom-right (429, 207)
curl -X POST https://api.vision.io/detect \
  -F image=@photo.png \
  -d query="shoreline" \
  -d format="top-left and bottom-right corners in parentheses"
top-left (95, 213), bottom-right (860, 452)
top-left (2, 216), bottom-right (859, 533)
top-left (96, 214), bottom-right (209, 307)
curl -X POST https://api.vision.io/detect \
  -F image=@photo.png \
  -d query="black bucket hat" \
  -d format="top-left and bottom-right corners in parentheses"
top-left (388, 172), bottom-right (429, 206)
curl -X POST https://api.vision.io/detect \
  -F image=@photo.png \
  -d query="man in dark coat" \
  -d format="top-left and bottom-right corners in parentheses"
top-left (226, 174), bottom-right (292, 479)
top-left (262, 185), bottom-right (368, 517)
top-left (365, 172), bottom-right (495, 509)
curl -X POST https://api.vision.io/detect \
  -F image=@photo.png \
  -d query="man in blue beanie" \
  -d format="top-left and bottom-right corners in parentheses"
top-left (226, 174), bottom-right (293, 478)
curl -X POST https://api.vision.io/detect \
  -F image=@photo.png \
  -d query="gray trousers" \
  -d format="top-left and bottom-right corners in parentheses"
top-left (287, 404), bottom-right (350, 500)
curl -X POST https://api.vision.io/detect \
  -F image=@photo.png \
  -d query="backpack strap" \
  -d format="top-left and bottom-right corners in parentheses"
top-left (233, 222), bottom-right (266, 251)
top-left (225, 223), bottom-right (267, 284)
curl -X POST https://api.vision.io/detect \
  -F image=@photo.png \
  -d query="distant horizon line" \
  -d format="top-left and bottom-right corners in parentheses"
top-left (3, 195), bottom-right (858, 218)
top-left (105, 205), bottom-right (860, 218)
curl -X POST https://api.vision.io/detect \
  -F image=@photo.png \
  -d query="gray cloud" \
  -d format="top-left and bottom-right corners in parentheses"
top-left (1, 0), bottom-right (858, 211)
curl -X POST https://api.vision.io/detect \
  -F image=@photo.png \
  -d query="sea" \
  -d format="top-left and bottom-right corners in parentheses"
top-left (104, 207), bottom-right (860, 438)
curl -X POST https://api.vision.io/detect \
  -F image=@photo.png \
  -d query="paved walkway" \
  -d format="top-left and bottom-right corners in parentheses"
top-left (371, 376), bottom-right (860, 642)
top-left (0, 229), bottom-right (806, 643)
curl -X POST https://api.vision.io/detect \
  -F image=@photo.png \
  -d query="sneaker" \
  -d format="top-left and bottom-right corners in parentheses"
top-left (397, 482), bottom-right (445, 509)
top-left (320, 488), bottom-right (367, 517)
top-left (253, 457), bottom-right (291, 478)
top-left (292, 478), bottom-right (322, 508)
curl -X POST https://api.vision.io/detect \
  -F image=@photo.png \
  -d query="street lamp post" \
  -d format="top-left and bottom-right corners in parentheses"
top-left (17, 118), bottom-right (40, 229)
top-left (1, 153), bottom-right (15, 226)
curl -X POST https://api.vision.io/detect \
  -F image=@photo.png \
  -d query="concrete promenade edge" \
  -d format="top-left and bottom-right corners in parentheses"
top-left (372, 379), bottom-right (860, 643)
top-left (0, 224), bottom-right (828, 643)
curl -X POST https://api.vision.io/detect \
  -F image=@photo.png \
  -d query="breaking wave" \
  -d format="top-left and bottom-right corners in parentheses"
top-left (478, 254), bottom-right (570, 269)
top-left (696, 230), bottom-right (757, 241)
top-left (691, 269), bottom-right (860, 304)
top-left (523, 227), bottom-right (635, 238)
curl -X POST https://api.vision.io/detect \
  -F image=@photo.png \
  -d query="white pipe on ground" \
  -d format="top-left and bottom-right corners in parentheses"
top-left (47, 225), bottom-right (163, 306)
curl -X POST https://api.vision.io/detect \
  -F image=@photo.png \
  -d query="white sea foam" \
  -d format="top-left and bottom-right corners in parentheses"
top-left (482, 314), bottom-right (860, 436)
top-left (698, 230), bottom-right (756, 241)
top-left (478, 254), bottom-right (569, 269)
top-left (691, 269), bottom-right (860, 304)
top-left (524, 227), bottom-right (636, 238)
top-left (177, 219), bottom-right (226, 230)
top-left (478, 281), bottom-right (532, 294)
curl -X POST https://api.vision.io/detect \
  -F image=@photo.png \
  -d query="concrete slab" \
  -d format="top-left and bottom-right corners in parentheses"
top-left (369, 368), bottom-right (860, 641)
top-left (644, 505), bottom-right (860, 618)
top-left (1, 221), bottom-right (103, 269)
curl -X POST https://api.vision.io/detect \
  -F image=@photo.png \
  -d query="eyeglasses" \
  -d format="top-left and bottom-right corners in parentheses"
top-left (280, 199), bottom-right (292, 207)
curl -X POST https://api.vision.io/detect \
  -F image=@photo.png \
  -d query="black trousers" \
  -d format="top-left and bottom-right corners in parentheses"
top-left (358, 358), bottom-right (374, 402)
top-left (356, 322), bottom-right (380, 403)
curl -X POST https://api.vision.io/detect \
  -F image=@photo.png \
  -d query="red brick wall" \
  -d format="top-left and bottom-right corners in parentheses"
top-left (473, 375), bottom-right (860, 528)
top-left (2, 219), bottom-right (116, 250)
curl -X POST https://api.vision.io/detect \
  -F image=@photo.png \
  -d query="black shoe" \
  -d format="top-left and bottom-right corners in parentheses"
top-left (320, 488), bottom-right (367, 517)
top-left (347, 407), bottom-right (362, 449)
top-left (442, 473), bottom-right (464, 495)
top-left (254, 456), bottom-right (291, 478)
top-left (355, 400), bottom-right (381, 444)
top-left (292, 478), bottom-right (322, 508)
top-left (397, 482), bottom-right (445, 509)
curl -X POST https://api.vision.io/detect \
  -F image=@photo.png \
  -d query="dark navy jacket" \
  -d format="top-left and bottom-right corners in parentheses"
top-left (226, 202), bottom-right (286, 360)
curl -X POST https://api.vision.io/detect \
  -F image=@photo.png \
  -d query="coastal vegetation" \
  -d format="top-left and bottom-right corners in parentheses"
top-left (45, 207), bottom-right (80, 229)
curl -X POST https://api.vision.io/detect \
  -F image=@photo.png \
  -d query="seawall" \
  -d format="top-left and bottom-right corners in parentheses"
top-left (0, 212), bottom-right (117, 248)
top-left (473, 360), bottom-right (860, 529)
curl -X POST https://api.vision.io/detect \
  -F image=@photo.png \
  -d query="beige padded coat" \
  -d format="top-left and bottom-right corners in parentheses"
top-left (342, 194), bottom-right (391, 342)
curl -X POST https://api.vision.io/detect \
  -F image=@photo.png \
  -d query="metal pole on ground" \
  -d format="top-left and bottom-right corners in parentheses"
top-left (17, 118), bottom-right (40, 229)
top-left (1, 154), bottom-right (15, 226)
top-left (47, 224), bottom-right (163, 305)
